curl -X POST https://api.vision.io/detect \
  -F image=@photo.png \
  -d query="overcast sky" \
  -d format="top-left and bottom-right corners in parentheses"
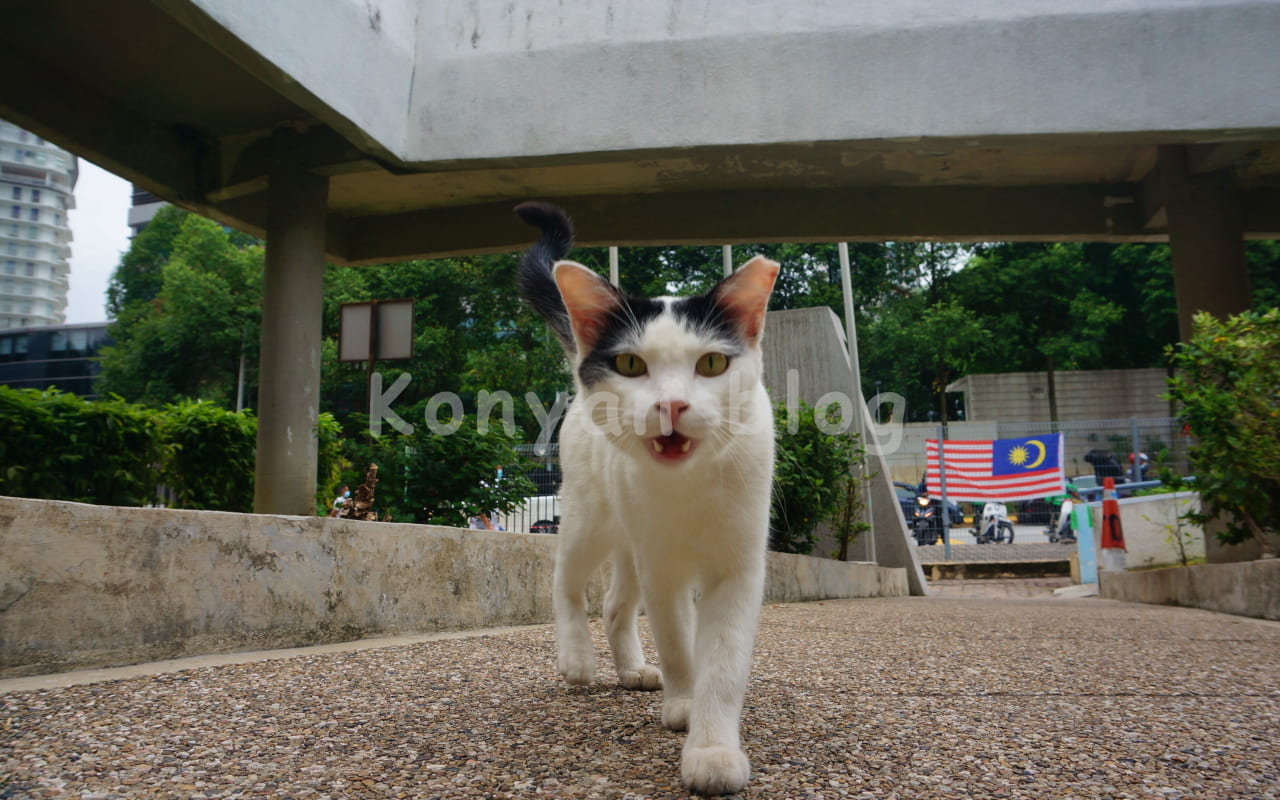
top-left (65, 159), bottom-right (132, 324)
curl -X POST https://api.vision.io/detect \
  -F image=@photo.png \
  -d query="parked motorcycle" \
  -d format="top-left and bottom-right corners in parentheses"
top-left (911, 493), bottom-right (944, 545)
top-left (974, 501), bottom-right (1015, 544)
top-left (1046, 498), bottom-right (1078, 544)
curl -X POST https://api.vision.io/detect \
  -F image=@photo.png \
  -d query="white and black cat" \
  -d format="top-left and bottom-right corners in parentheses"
top-left (514, 202), bottom-right (779, 795)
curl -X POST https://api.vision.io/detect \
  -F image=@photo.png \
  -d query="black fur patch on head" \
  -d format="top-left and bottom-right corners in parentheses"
top-left (577, 296), bottom-right (666, 387)
top-left (671, 292), bottom-right (744, 352)
top-left (514, 202), bottom-right (576, 352)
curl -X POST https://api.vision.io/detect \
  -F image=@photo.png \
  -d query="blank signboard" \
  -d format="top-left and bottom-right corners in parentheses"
top-left (339, 299), bottom-right (414, 361)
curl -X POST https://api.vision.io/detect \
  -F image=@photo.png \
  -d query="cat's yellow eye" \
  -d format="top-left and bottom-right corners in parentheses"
top-left (613, 353), bottom-right (648, 377)
top-left (696, 352), bottom-right (730, 377)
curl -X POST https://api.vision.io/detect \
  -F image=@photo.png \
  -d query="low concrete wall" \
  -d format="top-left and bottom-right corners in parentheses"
top-left (0, 496), bottom-right (906, 677)
top-left (1100, 559), bottom-right (1280, 621)
top-left (767, 551), bottom-right (907, 602)
top-left (1086, 492), bottom-right (1205, 570)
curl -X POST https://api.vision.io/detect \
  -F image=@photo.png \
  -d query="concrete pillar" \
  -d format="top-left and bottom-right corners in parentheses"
top-left (254, 128), bottom-right (329, 515)
top-left (1158, 145), bottom-right (1253, 341)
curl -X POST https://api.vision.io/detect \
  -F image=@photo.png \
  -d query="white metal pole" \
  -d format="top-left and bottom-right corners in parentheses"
top-left (838, 244), bottom-right (860, 401)
top-left (722, 245), bottom-right (733, 277)
top-left (609, 246), bottom-right (620, 287)
top-left (938, 424), bottom-right (952, 561)
top-left (235, 349), bottom-right (246, 412)
top-left (838, 243), bottom-right (875, 564)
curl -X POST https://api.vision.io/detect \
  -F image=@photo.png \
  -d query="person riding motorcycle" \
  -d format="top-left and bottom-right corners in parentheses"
top-left (1046, 483), bottom-right (1083, 543)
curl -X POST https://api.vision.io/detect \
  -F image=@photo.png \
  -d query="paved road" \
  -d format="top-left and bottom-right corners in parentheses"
top-left (4, 591), bottom-right (1277, 799)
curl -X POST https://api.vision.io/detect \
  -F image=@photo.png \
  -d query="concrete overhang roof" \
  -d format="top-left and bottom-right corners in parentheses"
top-left (4, 0), bottom-right (1279, 264)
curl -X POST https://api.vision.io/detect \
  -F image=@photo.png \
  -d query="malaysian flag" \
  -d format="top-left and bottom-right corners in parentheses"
top-left (925, 433), bottom-right (1066, 502)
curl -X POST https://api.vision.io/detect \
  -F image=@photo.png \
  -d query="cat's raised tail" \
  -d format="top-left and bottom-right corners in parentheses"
top-left (514, 201), bottom-right (576, 353)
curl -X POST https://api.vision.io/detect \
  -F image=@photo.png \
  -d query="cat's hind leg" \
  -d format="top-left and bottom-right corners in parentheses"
top-left (553, 516), bottom-right (610, 686)
top-left (604, 547), bottom-right (662, 690)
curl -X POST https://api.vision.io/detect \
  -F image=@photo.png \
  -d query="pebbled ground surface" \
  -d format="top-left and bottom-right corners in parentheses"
top-left (3, 586), bottom-right (1277, 799)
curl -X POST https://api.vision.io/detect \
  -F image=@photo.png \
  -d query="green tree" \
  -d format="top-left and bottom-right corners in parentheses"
top-left (1082, 243), bottom-right (1180, 369)
top-left (862, 297), bottom-right (992, 423)
top-left (951, 243), bottom-right (1125, 420)
top-left (320, 255), bottom-right (569, 439)
top-left (1245, 240), bottom-right (1280, 311)
top-left (592, 241), bottom-right (910, 319)
top-left (1166, 309), bottom-right (1280, 551)
top-left (105, 205), bottom-right (187, 318)
top-left (99, 213), bottom-right (263, 407)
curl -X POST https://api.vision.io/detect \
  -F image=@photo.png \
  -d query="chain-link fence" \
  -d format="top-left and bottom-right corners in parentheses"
top-left (505, 419), bottom-right (1190, 563)
top-left (890, 416), bottom-right (1191, 564)
top-left (1000, 416), bottom-right (1190, 484)
top-left (879, 416), bottom-right (1190, 487)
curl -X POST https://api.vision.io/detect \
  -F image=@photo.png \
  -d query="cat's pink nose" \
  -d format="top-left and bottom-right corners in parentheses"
top-left (658, 400), bottom-right (689, 433)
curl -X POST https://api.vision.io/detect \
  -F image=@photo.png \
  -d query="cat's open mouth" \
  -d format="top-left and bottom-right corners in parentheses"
top-left (649, 432), bottom-right (695, 463)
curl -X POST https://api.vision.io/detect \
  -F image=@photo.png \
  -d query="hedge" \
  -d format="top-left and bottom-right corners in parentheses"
top-left (0, 387), bottom-right (339, 513)
top-left (0, 387), bottom-right (160, 506)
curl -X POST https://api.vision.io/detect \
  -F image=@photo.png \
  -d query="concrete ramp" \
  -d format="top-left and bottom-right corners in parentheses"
top-left (764, 307), bottom-right (929, 596)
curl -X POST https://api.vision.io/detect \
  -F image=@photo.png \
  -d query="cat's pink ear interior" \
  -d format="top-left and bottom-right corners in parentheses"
top-left (553, 260), bottom-right (622, 352)
top-left (714, 255), bottom-right (780, 344)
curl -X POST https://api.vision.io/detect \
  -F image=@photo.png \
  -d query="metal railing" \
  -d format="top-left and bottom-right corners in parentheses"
top-left (501, 444), bottom-right (562, 533)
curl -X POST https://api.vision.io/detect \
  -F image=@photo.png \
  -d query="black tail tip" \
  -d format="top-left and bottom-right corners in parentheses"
top-left (514, 201), bottom-right (572, 235)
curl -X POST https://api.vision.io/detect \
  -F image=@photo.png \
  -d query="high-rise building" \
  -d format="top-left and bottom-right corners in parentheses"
top-left (128, 184), bottom-right (165, 236)
top-left (0, 120), bottom-right (76, 329)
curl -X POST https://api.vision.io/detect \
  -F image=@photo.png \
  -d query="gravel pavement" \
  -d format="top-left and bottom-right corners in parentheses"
top-left (3, 584), bottom-right (1278, 799)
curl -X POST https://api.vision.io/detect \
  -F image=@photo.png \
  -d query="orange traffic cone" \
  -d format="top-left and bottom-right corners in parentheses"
top-left (1099, 477), bottom-right (1127, 570)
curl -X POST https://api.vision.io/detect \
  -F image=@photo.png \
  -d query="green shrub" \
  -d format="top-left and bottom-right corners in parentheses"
top-left (160, 400), bottom-right (257, 512)
top-left (0, 387), bottom-right (162, 506)
top-left (315, 412), bottom-right (345, 514)
top-left (1166, 308), bottom-right (1280, 548)
top-left (771, 402), bottom-right (867, 555)
top-left (339, 408), bottom-right (536, 526)
top-left (0, 389), bottom-right (345, 514)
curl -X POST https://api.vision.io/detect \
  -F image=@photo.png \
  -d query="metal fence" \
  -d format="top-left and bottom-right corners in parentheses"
top-left (912, 531), bottom-right (1081, 565)
top-left (499, 444), bottom-right (563, 533)
top-left (899, 417), bottom-right (1190, 564)
top-left (881, 416), bottom-right (1190, 487)
top-left (999, 416), bottom-right (1190, 484)
top-left (503, 419), bottom-right (1189, 563)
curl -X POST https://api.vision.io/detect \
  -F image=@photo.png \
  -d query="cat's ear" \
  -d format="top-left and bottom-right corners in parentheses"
top-left (553, 260), bottom-right (623, 352)
top-left (713, 255), bottom-right (779, 345)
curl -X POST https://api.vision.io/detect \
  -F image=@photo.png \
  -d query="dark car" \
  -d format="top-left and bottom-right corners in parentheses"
top-left (1017, 498), bottom-right (1055, 525)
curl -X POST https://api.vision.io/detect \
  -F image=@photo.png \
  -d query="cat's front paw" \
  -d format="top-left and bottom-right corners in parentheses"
top-left (618, 664), bottom-right (662, 691)
top-left (558, 651), bottom-right (596, 686)
top-left (661, 697), bottom-right (691, 731)
top-left (681, 746), bottom-right (750, 795)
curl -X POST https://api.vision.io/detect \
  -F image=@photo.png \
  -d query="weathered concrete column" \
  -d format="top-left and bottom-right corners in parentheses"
top-left (254, 128), bottom-right (329, 515)
top-left (1158, 145), bottom-right (1253, 341)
